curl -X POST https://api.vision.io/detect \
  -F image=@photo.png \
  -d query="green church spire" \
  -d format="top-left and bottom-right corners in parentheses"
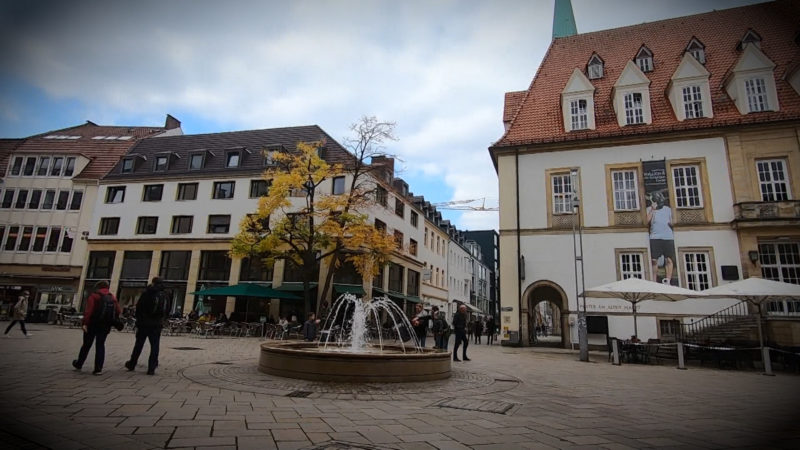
top-left (552, 0), bottom-right (577, 39)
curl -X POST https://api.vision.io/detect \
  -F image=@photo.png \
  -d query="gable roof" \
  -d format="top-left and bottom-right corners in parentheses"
top-left (103, 125), bottom-right (354, 180)
top-left (493, 0), bottom-right (800, 150)
top-left (9, 121), bottom-right (168, 180)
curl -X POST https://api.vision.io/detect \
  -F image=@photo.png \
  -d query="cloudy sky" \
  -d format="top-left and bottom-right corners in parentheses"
top-left (0, 0), bottom-right (761, 231)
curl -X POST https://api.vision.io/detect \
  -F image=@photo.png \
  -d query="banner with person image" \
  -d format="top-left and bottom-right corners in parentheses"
top-left (642, 160), bottom-right (678, 286)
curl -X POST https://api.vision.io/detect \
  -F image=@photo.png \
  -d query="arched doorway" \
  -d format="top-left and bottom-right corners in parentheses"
top-left (523, 281), bottom-right (570, 348)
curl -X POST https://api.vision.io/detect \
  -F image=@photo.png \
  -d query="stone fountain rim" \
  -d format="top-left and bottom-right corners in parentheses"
top-left (260, 341), bottom-right (448, 360)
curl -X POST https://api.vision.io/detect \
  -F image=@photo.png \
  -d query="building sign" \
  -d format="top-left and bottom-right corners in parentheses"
top-left (642, 160), bottom-right (678, 286)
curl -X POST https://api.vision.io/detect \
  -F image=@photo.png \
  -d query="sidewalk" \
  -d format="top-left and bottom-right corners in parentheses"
top-left (0, 325), bottom-right (797, 449)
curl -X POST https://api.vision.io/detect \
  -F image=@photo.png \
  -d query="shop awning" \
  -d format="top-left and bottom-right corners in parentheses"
top-left (465, 303), bottom-right (482, 314)
top-left (191, 283), bottom-right (298, 299)
top-left (333, 283), bottom-right (365, 295)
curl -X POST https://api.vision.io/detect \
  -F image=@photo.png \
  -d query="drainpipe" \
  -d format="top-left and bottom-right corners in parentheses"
top-left (516, 149), bottom-right (523, 346)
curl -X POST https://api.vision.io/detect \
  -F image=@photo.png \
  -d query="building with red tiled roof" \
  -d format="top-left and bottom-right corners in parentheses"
top-left (0, 116), bottom-right (181, 315)
top-left (490, 1), bottom-right (800, 350)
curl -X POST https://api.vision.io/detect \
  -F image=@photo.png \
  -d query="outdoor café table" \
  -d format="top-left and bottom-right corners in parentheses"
top-left (622, 341), bottom-right (646, 363)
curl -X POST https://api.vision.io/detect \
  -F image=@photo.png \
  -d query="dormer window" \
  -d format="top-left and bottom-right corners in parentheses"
top-left (263, 145), bottom-right (285, 166)
top-left (724, 43), bottom-right (779, 114)
top-left (561, 68), bottom-right (596, 131)
top-left (587, 53), bottom-right (604, 79)
top-left (668, 52), bottom-right (712, 121)
top-left (686, 38), bottom-right (706, 64)
top-left (635, 46), bottom-right (653, 73)
top-left (189, 153), bottom-right (205, 170)
top-left (612, 61), bottom-right (652, 127)
top-left (121, 158), bottom-right (134, 174)
top-left (739, 29), bottom-right (762, 50)
top-left (624, 93), bottom-right (644, 124)
top-left (154, 155), bottom-right (168, 172)
top-left (225, 151), bottom-right (240, 168)
top-left (745, 78), bottom-right (769, 112)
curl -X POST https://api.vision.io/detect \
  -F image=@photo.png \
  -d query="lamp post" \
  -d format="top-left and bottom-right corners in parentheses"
top-left (570, 169), bottom-right (589, 362)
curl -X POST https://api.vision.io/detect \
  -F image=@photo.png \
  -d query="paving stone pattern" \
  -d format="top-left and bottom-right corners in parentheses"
top-left (0, 326), bottom-right (797, 449)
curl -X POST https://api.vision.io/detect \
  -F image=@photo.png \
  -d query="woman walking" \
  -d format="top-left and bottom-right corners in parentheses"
top-left (4, 291), bottom-right (31, 337)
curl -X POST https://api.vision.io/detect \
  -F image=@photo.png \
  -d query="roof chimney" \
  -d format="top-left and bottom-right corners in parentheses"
top-left (371, 156), bottom-right (394, 182)
top-left (165, 114), bottom-right (181, 130)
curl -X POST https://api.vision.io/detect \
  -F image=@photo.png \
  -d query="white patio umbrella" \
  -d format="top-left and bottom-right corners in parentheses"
top-left (583, 277), bottom-right (705, 338)
top-left (702, 277), bottom-right (800, 374)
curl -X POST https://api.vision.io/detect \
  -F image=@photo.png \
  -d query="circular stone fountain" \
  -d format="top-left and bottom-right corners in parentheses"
top-left (259, 295), bottom-right (451, 382)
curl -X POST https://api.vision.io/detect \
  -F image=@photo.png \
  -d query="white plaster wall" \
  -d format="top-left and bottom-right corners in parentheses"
top-left (515, 137), bottom-right (734, 229)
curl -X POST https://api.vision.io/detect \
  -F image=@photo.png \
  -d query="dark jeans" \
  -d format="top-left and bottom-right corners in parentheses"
top-left (435, 333), bottom-right (449, 350)
top-left (415, 331), bottom-right (427, 348)
top-left (487, 331), bottom-right (495, 345)
top-left (129, 326), bottom-right (161, 372)
top-left (4, 320), bottom-right (27, 335)
top-left (453, 329), bottom-right (468, 359)
top-left (75, 327), bottom-right (109, 372)
top-left (474, 333), bottom-right (482, 344)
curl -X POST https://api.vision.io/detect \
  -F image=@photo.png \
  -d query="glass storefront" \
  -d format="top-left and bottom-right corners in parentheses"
top-left (117, 251), bottom-right (152, 308)
top-left (196, 251), bottom-right (231, 316)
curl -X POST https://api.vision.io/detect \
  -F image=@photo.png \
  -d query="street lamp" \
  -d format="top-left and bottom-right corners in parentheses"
top-left (570, 169), bottom-right (589, 362)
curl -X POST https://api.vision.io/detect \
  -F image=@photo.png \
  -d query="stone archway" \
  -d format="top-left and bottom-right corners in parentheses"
top-left (522, 280), bottom-right (571, 348)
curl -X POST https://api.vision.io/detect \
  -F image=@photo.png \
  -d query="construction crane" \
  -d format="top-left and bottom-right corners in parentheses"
top-left (431, 198), bottom-right (498, 211)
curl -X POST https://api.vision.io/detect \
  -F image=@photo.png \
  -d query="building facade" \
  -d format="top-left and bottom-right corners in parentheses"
top-left (490, 1), bottom-right (800, 346)
top-left (0, 117), bottom-right (180, 320)
top-left (463, 229), bottom-right (500, 320)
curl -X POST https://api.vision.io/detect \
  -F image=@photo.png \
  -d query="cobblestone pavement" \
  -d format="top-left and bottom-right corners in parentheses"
top-left (0, 326), bottom-right (797, 449)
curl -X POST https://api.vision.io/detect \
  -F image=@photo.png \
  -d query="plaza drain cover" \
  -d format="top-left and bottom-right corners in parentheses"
top-left (286, 390), bottom-right (313, 398)
top-left (212, 362), bottom-right (233, 365)
top-left (433, 397), bottom-right (516, 415)
top-left (171, 347), bottom-right (203, 351)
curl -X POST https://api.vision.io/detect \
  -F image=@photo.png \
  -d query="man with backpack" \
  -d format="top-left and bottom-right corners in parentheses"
top-left (125, 277), bottom-right (166, 375)
top-left (72, 280), bottom-right (121, 375)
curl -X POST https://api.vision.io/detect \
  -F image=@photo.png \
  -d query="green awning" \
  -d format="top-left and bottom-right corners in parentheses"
top-left (191, 283), bottom-right (299, 299)
top-left (404, 295), bottom-right (422, 304)
top-left (333, 283), bottom-right (365, 295)
top-left (275, 282), bottom-right (318, 292)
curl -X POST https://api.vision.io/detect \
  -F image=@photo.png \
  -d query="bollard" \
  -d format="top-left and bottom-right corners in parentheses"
top-left (612, 338), bottom-right (620, 366)
top-left (762, 346), bottom-right (775, 376)
top-left (677, 342), bottom-right (686, 370)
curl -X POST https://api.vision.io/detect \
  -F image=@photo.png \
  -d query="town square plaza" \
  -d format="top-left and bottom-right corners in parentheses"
top-left (0, 326), bottom-right (796, 450)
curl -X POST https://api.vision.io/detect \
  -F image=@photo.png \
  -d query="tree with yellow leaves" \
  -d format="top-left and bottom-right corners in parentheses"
top-left (231, 117), bottom-right (399, 316)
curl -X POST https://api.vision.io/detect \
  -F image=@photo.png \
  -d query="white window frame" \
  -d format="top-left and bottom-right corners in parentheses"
top-left (759, 241), bottom-right (800, 315)
top-left (551, 173), bottom-right (574, 215)
top-left (624, 92), bottom-right (644, 125)
top-left (682, 85), bottom-right (704, 119)
top-left (756, 159), bottom-right (791, 201)
top-left (619, 252), bottom-right (645, 280)
top-left (745, 77), bottom-right (769, 112)
top-left (611, 169), bottom-right (639, 211)
top-left (672, 165), bottom-right (703, 208)
top-left (636, 55), bottom-right (653, 73)
top-left (569, 99), bottom-right (588, 130)
top-left (683, 251), bottom-right (711, 291)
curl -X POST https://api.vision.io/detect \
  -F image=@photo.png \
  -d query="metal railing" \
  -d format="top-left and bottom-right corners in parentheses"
top-left (680, 301), bottom-right (751, 343)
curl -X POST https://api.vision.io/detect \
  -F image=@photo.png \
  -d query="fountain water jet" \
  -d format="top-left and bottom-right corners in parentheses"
top-left (259, 294), bottom-right (451, 382)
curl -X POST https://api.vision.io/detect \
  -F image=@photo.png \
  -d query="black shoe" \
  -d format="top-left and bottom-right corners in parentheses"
top-left (124, 361), bottom-right (135, 371)
top-left (453, 357), bottom-right (460, 362)
top-left (463, 357), bottom-right (471, 361)
top-left (71, 360), bottom-right (81, 371)
top-left (146, 370), bottom-right (155, 375)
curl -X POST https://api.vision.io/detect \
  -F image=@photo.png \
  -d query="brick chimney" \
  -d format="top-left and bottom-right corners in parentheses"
top-left (371, 156), bottom-right (394, 182)
top-left (165, 114), bottom-right (181, 130)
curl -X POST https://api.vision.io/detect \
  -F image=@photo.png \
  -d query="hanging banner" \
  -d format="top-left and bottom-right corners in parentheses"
top-left (642, 160), bottom-right (678, 286)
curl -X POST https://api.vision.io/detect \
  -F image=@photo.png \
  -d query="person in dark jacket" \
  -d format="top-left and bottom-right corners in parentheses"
top-left (72, 280), bottom-right (121, 375)
top-left (474, 318), bottom-right (484, 344)
top-left (452, 304), bottom-right (470, 361)
top-left (302, 312), bottom-right (318, 341)
top-left (124, 277), bottom-right (165, 375)
top-left (486, 316), bottom-right (496, 345)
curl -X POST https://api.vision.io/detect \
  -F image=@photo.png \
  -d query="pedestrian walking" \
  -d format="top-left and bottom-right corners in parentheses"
top-left (432, 306), bottom-right (443, 349)
top-left (474, 318), bottom-right (484, 344)
top-left (467, 318), bottom-right (474, 342)
top-left (486, 316), bottom-right (496, 345)
top-left (72, 280), bottom-right (121, 375)
top-left (452, 304), bottom-right (470, 361)
top-left (4, 290), bottom-right (31, 337)
top-left (124, 277), bottom-right (166, 375)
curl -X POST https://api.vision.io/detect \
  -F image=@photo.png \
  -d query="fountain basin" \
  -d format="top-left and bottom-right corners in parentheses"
top-left (259, 342), bottom-right (452, 382)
